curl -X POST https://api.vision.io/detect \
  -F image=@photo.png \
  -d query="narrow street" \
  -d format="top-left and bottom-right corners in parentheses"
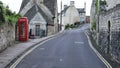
top-left (13, 24), bottom-right (106, 68)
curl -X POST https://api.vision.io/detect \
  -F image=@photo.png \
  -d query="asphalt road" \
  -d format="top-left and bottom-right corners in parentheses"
top-left (15, 24), bottom-right (107, 68)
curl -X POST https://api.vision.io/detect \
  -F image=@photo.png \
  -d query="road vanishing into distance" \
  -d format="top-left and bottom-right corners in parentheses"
top-left (11, 24), bottom-right (107, 68)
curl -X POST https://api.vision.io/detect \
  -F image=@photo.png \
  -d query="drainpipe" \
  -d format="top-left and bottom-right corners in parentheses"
top-left (60, 0), bottom-right (62, 30)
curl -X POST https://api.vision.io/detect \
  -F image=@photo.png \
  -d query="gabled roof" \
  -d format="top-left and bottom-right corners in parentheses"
top-left (24, 5), bottom-right (37, 22)
top-left (77, 8), bottom-right (85, 13)
top-left (19, 0), bottom-right (30, 12)
top-left (58, 6), bottom-right (69, 15)
top-left (19, 0), bottom-right (54, 25)
top-left (43, 0), bottom-right (57, 15)
top-left (23, 4), bottom-right (53, 25)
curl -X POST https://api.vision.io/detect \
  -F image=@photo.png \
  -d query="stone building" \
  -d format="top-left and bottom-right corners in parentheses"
top-left (19, 0), bottom-right (58, 37)
top-left (77, 2), bottom-right (86, 23)
top-left (59, 1), bottom-right (80, 30)
top-left (106, 0), bottom-right (120, 10)
top-left (77, 8), bottom-right (86, 23)
top-left (90, 0), bottom-right (120, 62)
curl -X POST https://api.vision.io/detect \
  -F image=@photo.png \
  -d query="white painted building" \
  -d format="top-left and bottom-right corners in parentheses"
top-left (59, 1), bottom-right (80, 30)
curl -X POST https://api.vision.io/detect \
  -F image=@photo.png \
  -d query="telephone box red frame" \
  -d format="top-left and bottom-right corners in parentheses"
top-left (18, 17), bottom-right (29, 41)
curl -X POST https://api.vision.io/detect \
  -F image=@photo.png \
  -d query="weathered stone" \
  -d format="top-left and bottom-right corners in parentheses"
top-left (91, 0), bottom-right (120, 63)
top-left (0, 23), bottom-right (15, 52)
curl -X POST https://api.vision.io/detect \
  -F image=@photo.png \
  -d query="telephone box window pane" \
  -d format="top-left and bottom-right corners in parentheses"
top-left (20, 22), bottom-right (25, 38)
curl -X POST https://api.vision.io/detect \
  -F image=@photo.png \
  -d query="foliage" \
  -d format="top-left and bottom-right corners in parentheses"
top-left (65, 23), bottom-right (79, 29)
top-left (65, 24), bottom-right (70, 29)
top-left (91, 20), bottom-right (96, 30)
top-left (0, 1), bottom-right (5, 23)
top-left (95, 0), bottom-right (99, 14)
top-left (70, 24), bottom-right (75, 28)
top-left (0, 1), bottom-right (21, 25)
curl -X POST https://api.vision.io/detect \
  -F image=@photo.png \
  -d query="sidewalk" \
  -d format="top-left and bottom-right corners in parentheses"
top-left (0, 31), bottom-right (63, 68)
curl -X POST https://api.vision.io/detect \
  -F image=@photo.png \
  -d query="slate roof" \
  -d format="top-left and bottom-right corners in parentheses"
top-left (58, 6), bottom-right (69, 15)
top-left (19, 0), bottom-right (30, 12)
top-left (19, 0), bottom-right (55, 25)
top-left (24, 4), bottom-right (53, 25)
top-left (43, 0), bottom-right (57, 16)
top-left (24, 5), bottom-right (37, 22)
top-left (77, 8), bottom-right (85, 13)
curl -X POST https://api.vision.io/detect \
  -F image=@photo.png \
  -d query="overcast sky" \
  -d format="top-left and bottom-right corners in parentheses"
top-left (0, 0), bottom-right (92, 15)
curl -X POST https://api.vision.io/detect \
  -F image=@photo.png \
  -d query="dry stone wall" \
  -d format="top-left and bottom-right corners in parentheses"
top-left (0, 23), bottom-right (15, 52)
top-left (99, 4), bottom-right (120, 62)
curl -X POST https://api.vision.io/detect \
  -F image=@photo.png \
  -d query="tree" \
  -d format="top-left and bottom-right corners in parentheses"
top-left (5, 5), bottom-right (12, 16)
top-left (0, 1), bottom-right (5, 22)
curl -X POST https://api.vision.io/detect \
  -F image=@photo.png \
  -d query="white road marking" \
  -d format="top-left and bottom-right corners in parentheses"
top-left (85, 31), bottom-right (112, 68)
top-left (40, 48), bottom-right (45, 50)
top-left (59, 59), bottom-right (63, 62)
top-left (10, 37), bottom-right (55, 68)
top-left (74, 42), bottom-right (84, 44)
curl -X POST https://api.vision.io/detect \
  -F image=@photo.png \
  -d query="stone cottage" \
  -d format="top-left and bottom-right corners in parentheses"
top-left (19, 0), bottom-right (58, 38)
top-left (59, 1), bottom-right (87, 30)
top-left (59, 1), bottom-right (80, 30)
top-left (77, 2), bottom-right (86, 23)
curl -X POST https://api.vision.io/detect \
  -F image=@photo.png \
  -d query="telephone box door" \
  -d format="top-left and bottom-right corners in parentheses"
top-left (18, 17), bottom-right (29, 41)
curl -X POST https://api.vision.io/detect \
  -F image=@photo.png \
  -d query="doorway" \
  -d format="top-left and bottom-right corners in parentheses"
top-left (35, 25), bottom-right (40, 36)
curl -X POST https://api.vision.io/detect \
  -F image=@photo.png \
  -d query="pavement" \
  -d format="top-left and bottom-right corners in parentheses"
top-left (0, 31), bottom-right (63, 68)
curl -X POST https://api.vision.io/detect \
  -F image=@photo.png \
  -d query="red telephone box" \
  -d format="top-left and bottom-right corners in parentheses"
top-left (18, 17), bottom-right (29, 41)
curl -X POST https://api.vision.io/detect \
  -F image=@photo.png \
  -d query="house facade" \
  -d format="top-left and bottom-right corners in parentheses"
top-left (77, 2), bottom-right (86, 24)
top-left (19, 0), bottom-right (58, 38)
top-left (77, 8), bottom-right (86, 23)
top-left (59, 1), bottom-right (80, 30)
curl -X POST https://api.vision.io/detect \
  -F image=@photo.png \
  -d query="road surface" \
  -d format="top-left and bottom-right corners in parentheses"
top-left (13, 24), bottom-right (107, 68)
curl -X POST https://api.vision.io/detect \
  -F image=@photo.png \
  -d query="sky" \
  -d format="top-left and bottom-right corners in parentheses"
top-left (0, 0), bottom-right (92, 16)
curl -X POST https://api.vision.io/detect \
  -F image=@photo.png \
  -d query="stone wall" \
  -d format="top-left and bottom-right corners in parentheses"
top-left (106, 0), bottom-right (120, 10)
top-left (47, 25), bottom-right (54, 36)
top-left (99, 4), bottom-right (120, 62)
top-left (0, 23), bottom-right (15, 52)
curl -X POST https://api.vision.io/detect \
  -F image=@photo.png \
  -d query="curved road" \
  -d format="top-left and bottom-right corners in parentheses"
top-left (13, 24), bottom-right (106, 68)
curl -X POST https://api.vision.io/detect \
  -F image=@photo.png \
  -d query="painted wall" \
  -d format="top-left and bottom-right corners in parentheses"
top-left (65, 6), bottom-right (80, 25)
top-left (29, 12), bottom-right (47, 36)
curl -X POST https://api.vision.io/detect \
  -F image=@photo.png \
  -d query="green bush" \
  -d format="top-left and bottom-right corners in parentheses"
top-left (0, 1), bottom-right (21, 25)
top-left (91, 20), bottom-right (96, 30)
top-left (65, 24), bottom-right (70, 29)
top-left (0, 1), bottom-right (5, 23)
top-left (70, 24), bottom-right (75, 28)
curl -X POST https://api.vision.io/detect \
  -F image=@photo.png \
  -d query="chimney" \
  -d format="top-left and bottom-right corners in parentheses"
top-left (70, 1), bottom-right (75, 6)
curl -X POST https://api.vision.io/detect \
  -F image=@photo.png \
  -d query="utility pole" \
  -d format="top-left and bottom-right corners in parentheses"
top-left (60, 0), bottom-right (62, 30)
top-left (97, 0), bottom-right (100, 45)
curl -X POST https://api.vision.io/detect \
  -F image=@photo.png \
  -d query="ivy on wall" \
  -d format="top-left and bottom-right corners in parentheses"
top-left (95, 0), bottom-right (99, 14)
